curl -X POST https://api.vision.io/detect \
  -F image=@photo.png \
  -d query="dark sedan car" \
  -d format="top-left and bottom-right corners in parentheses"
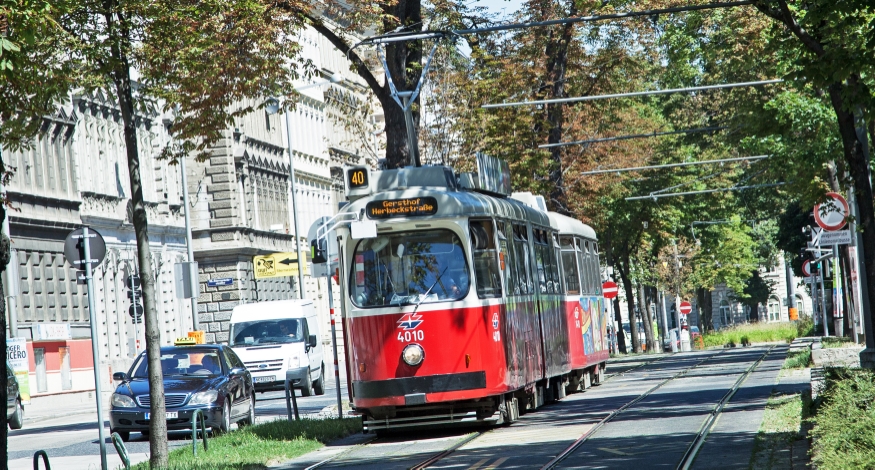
top-left (6, 360), bottom-right (23, 430)
top-left (109, 344), bottom-right (254, 441)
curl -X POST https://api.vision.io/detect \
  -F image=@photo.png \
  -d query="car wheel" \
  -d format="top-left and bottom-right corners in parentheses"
top-left (300, 369), bottom-right (313, 397)
top-left (9, 398), bottom-right (24, 430)
top-left (313, 365), bottom-right (326, 396)
top-left (239, 393), bottom-right (255, 427)
top-left (216, 398), bottom-right (231, 434)
top-left (113, 430), bottom-right (130, 442)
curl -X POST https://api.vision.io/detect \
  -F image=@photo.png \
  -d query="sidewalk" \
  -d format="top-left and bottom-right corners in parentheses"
top-left (23, 390), bottom-right (110, 424)
top-left (7, 453), bottom-right (149, 470)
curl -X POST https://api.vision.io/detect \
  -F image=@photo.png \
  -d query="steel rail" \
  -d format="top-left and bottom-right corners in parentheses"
top-left (303, 435), bottom-right (380, 470)
top-left (677, 346), bottom-right (777, 470)
top-left (409, 431), bottom-right (483, 470)
top-left (540, 350), bottom-right (728, 470)
top-left (604, 352), bottom-right (676, 380)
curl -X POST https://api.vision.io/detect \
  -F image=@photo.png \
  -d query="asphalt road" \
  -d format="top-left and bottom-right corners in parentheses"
top-left (7, 376), bottom-right (351, 470)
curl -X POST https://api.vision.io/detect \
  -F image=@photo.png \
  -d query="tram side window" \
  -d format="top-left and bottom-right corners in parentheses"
top-left (470, 220), bottom-right (502, 298)
top-left (512, 224), bottom-right (532, 295)
top-left (549, 232), bottom-right (562, 294)
top-left (560, 236), bottom-right (581, 295)
top-left (585, 240), bottom-right (597, 294)
top-left (534, 230), bottom-right (547, 294)
top-left (592, 242), bottom-right (602, 292)
top-left (578, 239), bottom-right (592, 295)
top-left (498, 221), bottom-right (518, 295)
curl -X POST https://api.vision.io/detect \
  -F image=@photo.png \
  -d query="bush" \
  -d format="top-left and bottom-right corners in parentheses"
top-left (796, 314), bottom-right (814, 337)
top-left (783, 349), bottom-right (810, 369)
top-left (810, 369), bottom-right (875, 469)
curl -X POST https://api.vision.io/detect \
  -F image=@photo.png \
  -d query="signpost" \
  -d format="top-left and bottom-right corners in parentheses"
top-left (603, 281), bottom-right (618, 354)
top-left (253, 252), bottom-right (310, 279)
top-left (679, 301), bottom-right (693, 315)
top-left (307, 216), bottom-right (342, 418)
top-left (679, 301), bottom-right (692, 352)
top-left (64, 227), bottom-right (108, 470)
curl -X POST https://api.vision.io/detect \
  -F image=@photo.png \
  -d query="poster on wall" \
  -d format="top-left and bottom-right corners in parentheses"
top-left (6, 337), bottom-right (31, 403)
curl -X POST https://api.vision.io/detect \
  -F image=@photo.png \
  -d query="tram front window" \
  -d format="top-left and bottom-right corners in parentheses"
top-left (350, 229), bottom-right (470, 308)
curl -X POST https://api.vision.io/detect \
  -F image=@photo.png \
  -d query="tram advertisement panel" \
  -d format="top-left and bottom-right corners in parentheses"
top-left (569, 296), bottom-right (609, 367)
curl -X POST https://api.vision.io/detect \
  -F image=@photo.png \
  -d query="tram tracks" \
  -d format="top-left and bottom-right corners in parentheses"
top-left (540, 346), bottom-right (776, 470)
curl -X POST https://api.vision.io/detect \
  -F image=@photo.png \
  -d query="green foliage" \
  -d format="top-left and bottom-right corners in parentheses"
top-left (797, 313), bottom-right (815, 337)
top-left (811, 368), bottom-right (875, 470)
top-left (130, 418), bottom-right (362, 470)
top-left (749, 391), bottom-right (811, 469)
top-left (702, 322), bottom-right (799, 348)
top-left (783, 349), bottom-right (811, 369)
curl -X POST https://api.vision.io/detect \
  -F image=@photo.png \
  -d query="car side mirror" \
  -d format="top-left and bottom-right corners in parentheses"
top-left (113, 372), bottom-right (129, 382)
top-left (308, 335), bottom-right (317, 348)
top-left (229, 367), bottom-right (246, 377)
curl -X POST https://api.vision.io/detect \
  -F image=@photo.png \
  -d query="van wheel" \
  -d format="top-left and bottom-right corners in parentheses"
top-left (313, 365), bottom-right (326, 396)
top-left (300, 369), bottom-right (313, 397)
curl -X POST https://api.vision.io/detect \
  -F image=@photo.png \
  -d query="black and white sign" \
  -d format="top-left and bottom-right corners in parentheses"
top-left (207, 278), bottom-right (234, 287)
top-left (816, 229), bottom-right (852, 246)
top-left (64, 227), bottom-right (106, 270)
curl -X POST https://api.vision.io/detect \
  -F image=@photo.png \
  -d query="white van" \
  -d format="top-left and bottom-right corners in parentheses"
top-left (229, 299), bottom-right (325, 396)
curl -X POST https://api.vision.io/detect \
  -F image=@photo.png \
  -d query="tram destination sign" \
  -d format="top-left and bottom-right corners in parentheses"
top-left (366, 197), bottom-right (438, 219)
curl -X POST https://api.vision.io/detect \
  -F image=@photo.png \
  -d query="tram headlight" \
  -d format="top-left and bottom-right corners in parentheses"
top-left (401, 343), bottom-right (425, 366)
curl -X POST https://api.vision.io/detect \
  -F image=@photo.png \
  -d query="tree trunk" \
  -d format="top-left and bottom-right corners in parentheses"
top-left (107, 11), bottom-right (169, 466)
top-left (617, 261), bottom-right (641, 353)
top-left (614, 296), bottom-right (627, 354)
top-left (697, 288), bottom-right (713, 334)
top-left (638, 283), bottom-right (655, 352)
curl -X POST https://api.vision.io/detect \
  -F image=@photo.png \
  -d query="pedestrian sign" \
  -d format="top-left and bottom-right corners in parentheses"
top-left (253, 252), bottom-right (310, 279)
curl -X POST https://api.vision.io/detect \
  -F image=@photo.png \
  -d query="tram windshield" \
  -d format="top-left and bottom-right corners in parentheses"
top-left (350, 229), bottom-right (470, 308)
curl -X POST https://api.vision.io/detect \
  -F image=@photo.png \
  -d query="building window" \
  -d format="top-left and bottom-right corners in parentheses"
top-left (720, 300), bottom-right (731, 327)
top-left (768, 296), bottom-right (781, 322)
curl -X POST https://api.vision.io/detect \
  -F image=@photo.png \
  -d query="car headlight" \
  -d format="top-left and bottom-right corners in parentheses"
top-left (288, 356), bottom-right (299, 369)
top-left (402, 343), bottom-right (425, 366)
top-left (188, 390), bottom-right (219, 405)
top-left (112, 393), bottom-right (136, 408)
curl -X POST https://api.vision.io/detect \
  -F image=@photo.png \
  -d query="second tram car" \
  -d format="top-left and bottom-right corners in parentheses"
top-left (335, 161), bottom-right (609, 432)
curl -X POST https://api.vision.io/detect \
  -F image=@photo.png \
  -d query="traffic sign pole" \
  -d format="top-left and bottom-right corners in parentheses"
top-left (82, 227), bottom-right (108, 470)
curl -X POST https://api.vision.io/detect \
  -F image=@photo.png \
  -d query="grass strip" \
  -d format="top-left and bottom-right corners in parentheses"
top-left (783, 349), bottom-right (811, 370)
top-left (821, 337), bottom-right (857, 349)
top-left (749, 391), bottom-right (810, 469)
top-left (810, 368), bottom-right (875, 470)
top-left (131, 417), bottom-right (362, 470)
top-left (702, 322), bottom-right (801, 348)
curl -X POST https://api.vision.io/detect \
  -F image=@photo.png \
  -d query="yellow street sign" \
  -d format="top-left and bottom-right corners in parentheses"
top-left (253, 252), bottom-right (310, 279)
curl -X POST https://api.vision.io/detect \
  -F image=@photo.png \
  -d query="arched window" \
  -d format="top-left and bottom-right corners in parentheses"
top-left (768, 296), bottom-right (781, 322)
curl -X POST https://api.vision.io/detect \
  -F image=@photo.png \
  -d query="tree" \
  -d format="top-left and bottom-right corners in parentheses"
top-left (48, 1), bottom-right (305, 466)
top-left (0, 1), bottom-right (78, 463)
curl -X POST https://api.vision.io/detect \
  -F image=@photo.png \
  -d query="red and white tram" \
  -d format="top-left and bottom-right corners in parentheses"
top-left (335, 161), bottom-right (608, 432)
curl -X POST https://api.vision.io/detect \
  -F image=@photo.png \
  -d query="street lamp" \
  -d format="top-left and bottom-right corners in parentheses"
top-left (164, 110), bottom-right (199, 331)
top-left (266, 73), bottom-right (343, 299)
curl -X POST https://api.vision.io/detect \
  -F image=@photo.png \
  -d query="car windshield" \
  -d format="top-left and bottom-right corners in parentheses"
top-left (230, 319), bottom-right (304, 346)
top-left (131, 350), bottom-right (223, 378)
top-left (350, 229), bottom-right (470, 308)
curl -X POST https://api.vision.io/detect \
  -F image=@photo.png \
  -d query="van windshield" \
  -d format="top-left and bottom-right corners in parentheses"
top-left (230, 319), bottom-right (304, 346)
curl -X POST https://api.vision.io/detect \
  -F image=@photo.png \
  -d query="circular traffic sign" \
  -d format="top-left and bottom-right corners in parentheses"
top-left (679, 301), bottom-right (693, 315)
top-left (602, 281), bottom-right (619, 299)
top-left (64, 227), bottom-right (106, 270)
top-left (802, 259), bottom-right (817, 277)
top-left (814, 192), bottom-right (849, 232)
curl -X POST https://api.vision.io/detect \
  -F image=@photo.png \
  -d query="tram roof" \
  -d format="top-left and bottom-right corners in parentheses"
top-left (547, 211), bottom-right (598, 240)
top-left (340, 187), bottom-right (552, 227)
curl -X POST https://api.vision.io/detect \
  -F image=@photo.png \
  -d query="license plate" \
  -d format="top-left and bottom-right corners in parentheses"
top-left (253, 376), bottom-right (275, 383)
top-left (145, 412), bottom-right (178, 419)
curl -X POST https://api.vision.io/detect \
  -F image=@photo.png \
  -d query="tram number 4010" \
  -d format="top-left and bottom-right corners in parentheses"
top-left (397, 330), bottom-right (425, 342)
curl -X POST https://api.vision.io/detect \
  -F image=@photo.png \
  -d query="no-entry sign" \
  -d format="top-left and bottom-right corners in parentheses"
top-left (814, 192), bottom-right (849, 232)
top-left (679, 301), bottom-right (693, 315)
top-left (602, 281), bottom-right (619, 299)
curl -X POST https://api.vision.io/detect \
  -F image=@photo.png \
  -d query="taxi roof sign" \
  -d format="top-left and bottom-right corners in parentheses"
top-left (174, 337), bottom-right (198, 346)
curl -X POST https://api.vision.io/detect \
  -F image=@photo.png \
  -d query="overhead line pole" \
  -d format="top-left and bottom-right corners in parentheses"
top-left (483, 79), bottom-right (783, 109)
top-left (540, 126), bottom-right (728, 149)
top-left (581, 155), bottom-right (769, 176)
top-left (625, 182), bottom-right (787, 201)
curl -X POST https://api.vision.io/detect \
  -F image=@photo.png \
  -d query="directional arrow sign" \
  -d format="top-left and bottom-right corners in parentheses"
top-left (253, 252), bottom-right (310, 279)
